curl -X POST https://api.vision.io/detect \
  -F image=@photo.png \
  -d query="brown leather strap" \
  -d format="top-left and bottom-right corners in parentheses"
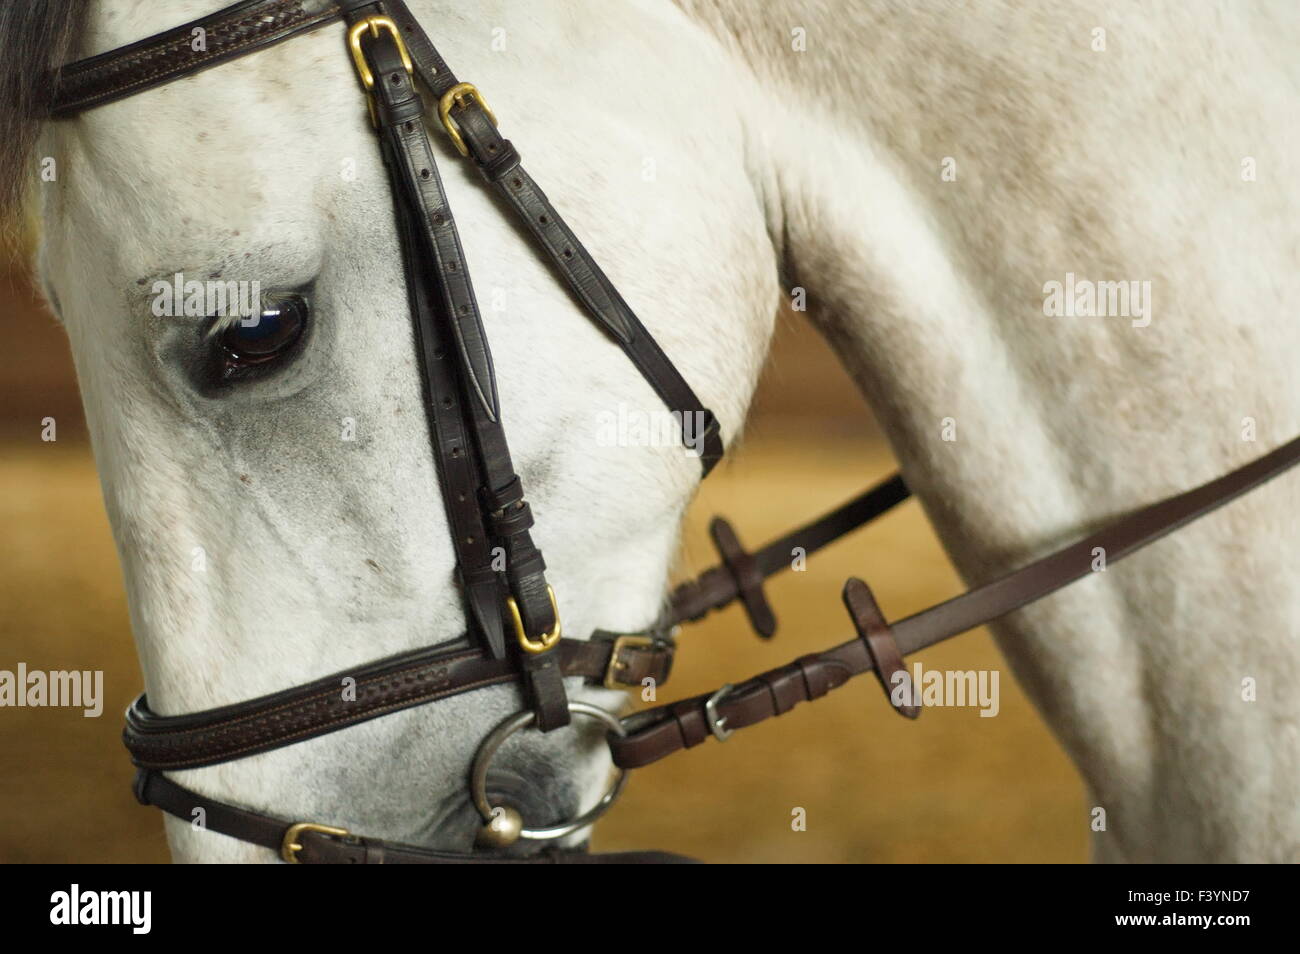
top-left (124, 634), bottom-right (673, 771)
top-left (50, 0), bottom-right (343, 116)
top-left (665, 472), bottom-right (911, 632)
top-left (344, 2), bottom-right (566, 726)
top-left (611, 433), bottom-right (1300, 768)
top-left (844, 577), bottom-right (919, 719)
top-left (387, 110), bottom-right (509, 661)
top-left (706, 517), bottom-right (777, 638)
top-left (135, 770), bottom-right (696, 864)
top-left (372, 0), bottom-right (726, 474)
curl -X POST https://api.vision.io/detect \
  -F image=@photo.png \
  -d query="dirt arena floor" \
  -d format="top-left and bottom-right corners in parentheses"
top-left (0, 266), bottom-right (1086, 863)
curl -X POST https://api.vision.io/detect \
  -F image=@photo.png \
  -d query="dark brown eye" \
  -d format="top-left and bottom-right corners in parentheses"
top-left (217, 294), bottom-right (308, 367)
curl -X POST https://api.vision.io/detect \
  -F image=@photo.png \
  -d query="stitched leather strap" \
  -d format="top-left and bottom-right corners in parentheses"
top-left (345, 3), bottom-right (567, 726)
top-left (50, 0), bottom-right (342, 116)
top-left (123, 634), bottom-right (673, 771)
top-left (611, 433), bottom-right (1300, 768)
top-left (392, 136), bottom-right (508, 659)
top-left (135, 770), bottom-right (696, 864)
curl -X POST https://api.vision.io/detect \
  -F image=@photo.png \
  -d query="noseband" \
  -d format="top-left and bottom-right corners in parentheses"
top-left (47, 0), bottom-right (1300, 863)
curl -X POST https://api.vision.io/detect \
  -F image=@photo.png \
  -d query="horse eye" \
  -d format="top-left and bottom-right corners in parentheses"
top-left (216, 294), bottom-right (308, 367)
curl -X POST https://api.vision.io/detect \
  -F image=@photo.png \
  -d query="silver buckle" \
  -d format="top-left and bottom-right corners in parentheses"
top-left (705, 684), bottom-right (735, 742)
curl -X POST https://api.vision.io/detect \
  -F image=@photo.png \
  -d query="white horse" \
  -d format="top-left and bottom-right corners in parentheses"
top-left (15, 0), bottom-right (1299, 862)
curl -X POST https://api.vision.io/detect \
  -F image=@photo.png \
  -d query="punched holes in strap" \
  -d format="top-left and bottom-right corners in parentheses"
top-left (842, 577), bottom-right (920, 719)
top-left (709, 517), bottom-right (776, 638)
top-left (488, 501), bottom-right (534, 537)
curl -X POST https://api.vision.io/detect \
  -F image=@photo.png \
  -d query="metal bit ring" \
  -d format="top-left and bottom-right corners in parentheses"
top-left (470, 701), bottom-right (628, 842)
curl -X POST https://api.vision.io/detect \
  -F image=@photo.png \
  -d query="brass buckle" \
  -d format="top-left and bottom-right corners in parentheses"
top-left (347, 14), bottom-right (414, 91)
top-left (439, 82), bottom-right (498, 157)
top-left (507, 584), bottom-right (561, 654)
top-left (281, 821), bottom-right (350, 864)
top-left (603, 635), bottom-right (656, 690)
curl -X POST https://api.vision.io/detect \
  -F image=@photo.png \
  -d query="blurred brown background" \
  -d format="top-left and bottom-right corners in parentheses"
top-left (0, 240), bottom-right (1085, 863)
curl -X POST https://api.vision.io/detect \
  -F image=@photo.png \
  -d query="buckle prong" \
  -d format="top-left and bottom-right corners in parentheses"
top-left (705, 684), bottom-right (735, 742)
top-left (439, 82), bottom-right (497, 157)
top-left (507, 584), bottom-right (561, 654)
top-left (603, 634), bottom-right (656, 689)
top-left (347, 15), bottom-right (414, 91)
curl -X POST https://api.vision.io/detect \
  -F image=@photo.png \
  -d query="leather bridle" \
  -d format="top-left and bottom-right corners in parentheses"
top-left (45, 0), bottom-right (1300, 864)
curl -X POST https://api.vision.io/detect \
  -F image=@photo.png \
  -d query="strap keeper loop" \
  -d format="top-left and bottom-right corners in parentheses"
top-left (488, 500), bottom-right (534, 536)
top-left (481, 476), bottom-right (524, 512)
top-left (475, 140), bottom-right (521, 182)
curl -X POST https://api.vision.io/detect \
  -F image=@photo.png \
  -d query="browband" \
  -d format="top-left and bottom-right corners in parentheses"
top-left (51, 0), bottom-right (344, 116)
